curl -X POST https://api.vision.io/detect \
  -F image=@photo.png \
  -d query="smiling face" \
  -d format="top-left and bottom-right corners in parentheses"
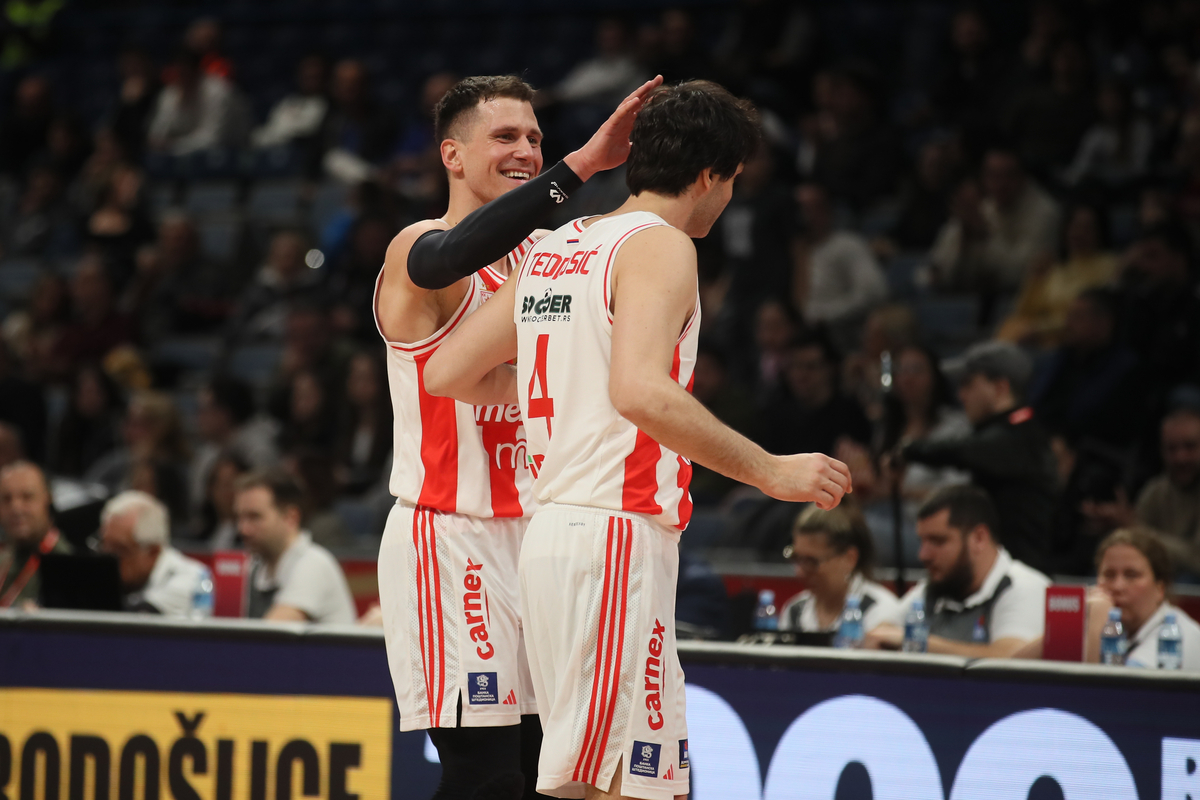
top-left (445, 97), bottom-right (543, 206)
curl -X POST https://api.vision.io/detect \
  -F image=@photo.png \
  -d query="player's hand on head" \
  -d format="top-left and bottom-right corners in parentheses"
top-left (570, 75), bottom-right (663, 178)
top-left (764, 452), bottom-right (852, 509)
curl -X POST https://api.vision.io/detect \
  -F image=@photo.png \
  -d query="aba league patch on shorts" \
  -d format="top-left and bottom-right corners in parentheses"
top-left (679, 739), bottom-right (689, 769)
top-left (467, 672), bottom-right (498, 704)
top-left (629, 741), bottom-right (661, 777)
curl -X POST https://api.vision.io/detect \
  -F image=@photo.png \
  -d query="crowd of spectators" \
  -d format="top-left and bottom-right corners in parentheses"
top-left (1, 1), bottom-right (1200, 655)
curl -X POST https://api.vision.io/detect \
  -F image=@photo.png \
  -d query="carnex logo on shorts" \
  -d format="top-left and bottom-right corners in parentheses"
top-left (463, 558), bottom-right (495, 660)
top-left (629, 741), bottom-right (661, 777)
top-left (467, 672), bottom-right (498, 704)
top-left (644, 618), bottom-right (666, 731)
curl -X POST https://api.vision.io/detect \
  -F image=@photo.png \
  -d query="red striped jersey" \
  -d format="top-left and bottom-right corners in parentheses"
top-left (513, 212), bottom-right (699, 530)
top-left (374, 238), bottom-right (537, 518)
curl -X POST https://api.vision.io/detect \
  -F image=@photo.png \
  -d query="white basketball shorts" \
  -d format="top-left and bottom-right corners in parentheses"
top-left (520, 503), bottom-right (689, 800)
top-left (378, 501), bottom-right (536, 731)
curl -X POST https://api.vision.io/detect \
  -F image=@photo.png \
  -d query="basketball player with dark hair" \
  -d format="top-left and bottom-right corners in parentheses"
top-left (375, 74), bottom-right (662, 800)
top-left (425, 80), bottom-right (851, 800)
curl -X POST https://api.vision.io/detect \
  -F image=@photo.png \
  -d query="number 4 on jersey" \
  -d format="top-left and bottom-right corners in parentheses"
top-left (527, 333), bottom-right (555, 437)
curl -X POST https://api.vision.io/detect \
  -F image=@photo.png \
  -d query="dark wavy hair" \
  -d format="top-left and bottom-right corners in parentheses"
top-left (626, 80), bottom-right (760, 197)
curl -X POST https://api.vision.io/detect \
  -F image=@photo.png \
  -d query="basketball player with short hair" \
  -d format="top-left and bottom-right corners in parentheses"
top-left (375, 74), bottom-right (662, 800)
top-left (425, 81), bottom-right (852, 800)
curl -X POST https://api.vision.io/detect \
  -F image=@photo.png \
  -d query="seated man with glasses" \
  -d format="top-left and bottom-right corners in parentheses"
top-left (780, 503), bottom-right (900, 635)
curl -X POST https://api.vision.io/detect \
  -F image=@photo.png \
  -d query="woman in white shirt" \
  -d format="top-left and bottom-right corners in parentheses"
top-left (778, 503), bottom-right (900, 636)
top-left (1018, 528), bottom-right (1200, 669)
top-left (1093, 528), bottom-right (1200, 671)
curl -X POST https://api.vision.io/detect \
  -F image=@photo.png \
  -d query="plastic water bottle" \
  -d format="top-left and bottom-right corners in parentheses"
top-left (834, 596), bottom-right (864, 649)
top-left (902, 598), bottom-right (929, 653)
top-left (1158, 613), bottom-right (1182, 670)
top-left (1100, 608), bottom-right (1126, 666)
top-left (190, 567), bottom-right (214, 620)
top-left (754, 589), bottom-right (778, 631)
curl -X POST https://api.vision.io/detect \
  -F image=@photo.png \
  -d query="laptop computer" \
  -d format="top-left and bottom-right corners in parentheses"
top-left (38, 554), bottom-right (124, 612)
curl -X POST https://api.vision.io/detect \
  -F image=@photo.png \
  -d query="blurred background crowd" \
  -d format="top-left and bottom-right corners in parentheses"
top-left (1, 0), bottom-right (1200, 604)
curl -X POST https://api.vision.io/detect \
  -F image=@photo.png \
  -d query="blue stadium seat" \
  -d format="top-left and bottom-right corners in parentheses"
top-left (333, 499), bottom-right (377, 538)
top-left (150, 337), bottom-right (221, 372)
top-left (197, 218), bottom-right (242, 263)
top-left (148, 182), bottom-right (178, 217)
top-left (248, 145), bottom-right (302, 178)
top-left (227, 343), bottom-right (283, 386)
top-left (679, 510), bottom-right (730, 554)
top-left (310, 182), bottom-right (349, 233)
top-left (915, 294), bottom-right (980, 354)
top-left (185, 181), bottom-right (240, 216)
top-left (171, 389), bottom-right (200, 432)
top-left (0, 259), bottom-right (45, 303)
top-left (1109, 204), bottom-right (1139, 248)
top-left (857, 200), bottom-right (900, 238)
top-left (884, 252), bottom-right (926, 300)
top-left (247, 179), bottom-right (305, 223)
top-left (320, 23), bottom-right (359, 54)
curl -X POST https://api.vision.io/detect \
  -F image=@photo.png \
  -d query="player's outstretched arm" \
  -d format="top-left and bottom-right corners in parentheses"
top-left (608, 227), bottom-right (852, 510)
top-left (423, 275), bottom-right (520, 406)
top-left (408, 75), bottom-right (664, 291)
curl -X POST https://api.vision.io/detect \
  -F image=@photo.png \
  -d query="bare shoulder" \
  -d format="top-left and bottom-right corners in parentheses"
top-left (377, 218), bottom-right (461, 344)
top-left (614, 224), bottom-right (697, 282)
top-left (620, 224), bottom-right (695, 261)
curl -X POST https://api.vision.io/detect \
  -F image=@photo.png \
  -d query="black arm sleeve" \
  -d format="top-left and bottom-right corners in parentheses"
top-left (407, 160), bottom-right (585, 290)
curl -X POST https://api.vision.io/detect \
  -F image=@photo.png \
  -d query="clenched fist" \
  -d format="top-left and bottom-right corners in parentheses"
top-left (762, 452), bottom-right (853, 510)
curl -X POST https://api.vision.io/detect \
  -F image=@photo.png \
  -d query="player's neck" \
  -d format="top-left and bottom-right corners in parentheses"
top-left (441, 181), bottom-right (494, 228)
top-left (605, 191), bottom-right (696, 233)
top-left (440, 199), bottom-right (478, 229)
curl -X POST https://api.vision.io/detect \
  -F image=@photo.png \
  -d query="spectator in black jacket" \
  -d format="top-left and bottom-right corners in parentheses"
top-left (757, 330), bottom-right (872, 458)
top-left (1028, 288), bottom-right (1143, 447)
top-left (902, 341), bottom-right (1058, 574)
top-left (1119, 225), bottom-right (1200, 393)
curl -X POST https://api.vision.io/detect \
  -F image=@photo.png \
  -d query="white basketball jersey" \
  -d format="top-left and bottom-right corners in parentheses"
top-left (513, 212), bottom-right (699, 530)
top-left (374, 239), bottom-right (537, 518)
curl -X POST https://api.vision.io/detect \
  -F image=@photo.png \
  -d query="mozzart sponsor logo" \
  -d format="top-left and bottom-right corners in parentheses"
top-left (680, 688), bottom-right (1200, 800)
top-left (0, 688), bottom-right (390, 799)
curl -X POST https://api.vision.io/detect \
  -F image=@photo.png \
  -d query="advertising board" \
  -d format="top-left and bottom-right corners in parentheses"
top-left (2, 613), bottom-right (1198, 799)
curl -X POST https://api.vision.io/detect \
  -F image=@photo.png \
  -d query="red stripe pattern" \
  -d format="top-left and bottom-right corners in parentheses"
top-left (414, 353), bottom-right (459, 511)
top-left (412, 508), bottom-right (448, 726)
top-left (574, 517), bottom-right (633, 785)
top-left (621, 341), bottom-right (687, 518)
